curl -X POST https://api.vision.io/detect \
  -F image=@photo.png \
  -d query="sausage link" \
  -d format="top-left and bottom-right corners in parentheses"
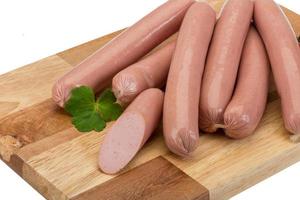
top-left (52, 0), bottom-right (194, 107)
top-left (163, 2), bottom-right (216, 157)
top-left (254, 0), bottom-right (300, 142)
top-left (224, 26), bottom-right (270, 139)
top-left (99, 89), bottom-right (164, 174)
top-left (112, 41), bottom-right (176, 105)
top-left (199, 0), bottom-right (253, 133)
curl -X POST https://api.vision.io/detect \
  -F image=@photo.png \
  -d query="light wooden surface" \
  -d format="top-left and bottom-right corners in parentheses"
top-left (0, 0), bottom-right (300, 199)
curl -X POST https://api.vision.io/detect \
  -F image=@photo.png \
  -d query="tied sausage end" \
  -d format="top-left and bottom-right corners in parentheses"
top-left (224, 112), bottom-right (254, 139)
top-left (199, 108), bottom-right (224, 133)
top-left (284, 113), bottom-right (300, 143)
top-left (52, 79), bottom-right (70, 108)
top-left (202, 124), bottom-right (224, 133)
top-left (112, 73), bottom-right (148, 105)
top-left (165, 128), bottom-right (199, 157)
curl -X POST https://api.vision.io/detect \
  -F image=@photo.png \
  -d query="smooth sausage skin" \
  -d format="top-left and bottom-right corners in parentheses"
top-left (163, 2), bottom-right (216, 157)
top-left (224, 26), bottom-right (270, 139)
top-left (99, 89), bottom-right (164, 174)
top-left (52, 0), bottom-right (194, 107)
top-left (112, 41), bottom-right (176, 105)
top-left (254, 0), bottom-right (300, 141)
top-left (199, 0), bottom-right (253, 133)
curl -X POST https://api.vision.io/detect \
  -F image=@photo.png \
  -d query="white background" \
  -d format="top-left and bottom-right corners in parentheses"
top-left (0, 0), bottom-right (299, 199)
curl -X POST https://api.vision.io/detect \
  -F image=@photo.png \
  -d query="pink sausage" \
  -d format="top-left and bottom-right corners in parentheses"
top-left (163, 2), bottom-right (216, 157)
top-left (254, 0), bottom-right (300, 142)
top-left (99, 88), bottom-right (164, 174)
top-left (52, 0), bottom-right (194, 107)
top-left (199, 0), bottom-right (253, 133)
top-left (112, 41), bottom-right (176, 105)
top-left (224, 26), bottom-right (270, 139)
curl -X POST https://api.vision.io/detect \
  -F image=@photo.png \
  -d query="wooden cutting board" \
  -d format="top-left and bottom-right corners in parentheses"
top-left (1, 1), bottom-right (300, 199)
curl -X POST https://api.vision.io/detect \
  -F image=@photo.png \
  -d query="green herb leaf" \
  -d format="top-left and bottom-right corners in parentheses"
top-left (64, 86), bottom-right (123, 133)
top-left (72, 112), bottom-right (106, 132)
top-left (65, 86), bottom-right (95, 116)
top-left (98, 89), bottom-right (123, 122)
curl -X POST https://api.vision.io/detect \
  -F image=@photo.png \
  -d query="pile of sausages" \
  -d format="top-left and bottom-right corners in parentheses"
top-left (52, 0), bottom-right (300, 174)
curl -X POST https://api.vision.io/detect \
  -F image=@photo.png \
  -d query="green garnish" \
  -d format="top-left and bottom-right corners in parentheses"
top-left (65, 86), bottom-right (123, 133)
top-left (97, 89), bottom-right (123, 122)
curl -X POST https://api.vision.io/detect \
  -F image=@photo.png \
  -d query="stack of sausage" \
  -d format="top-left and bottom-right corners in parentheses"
top-left (52, 0), bottom-right (300, 174)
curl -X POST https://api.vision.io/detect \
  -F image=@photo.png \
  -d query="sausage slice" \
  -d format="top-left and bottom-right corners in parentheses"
top-left (99, 89), bottom-right (164, 174)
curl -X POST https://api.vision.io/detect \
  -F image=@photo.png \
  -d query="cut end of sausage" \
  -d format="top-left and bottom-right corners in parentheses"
top-left (52, 79), bottom-right (70, 108)
top-left (165, 128), bottom-right (199, 157)
top-left (98, 112), bottom-right (146, 175)
top-left (112, 73), bottom-right (148, 105)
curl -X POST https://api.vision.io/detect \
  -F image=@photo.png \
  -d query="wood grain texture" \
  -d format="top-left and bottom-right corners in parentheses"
top-left (0, 55), bottom-right (72, 118)
top-left (0, 99), bottom-right (72, 147)
top-left (22, 125), bottom-right (168, 199)
top-left (18, 128), bottom-right (81, 162)
top-left (71, 157), bottom-right (209, 200)
top-left (0, 0), bottom-right (300, 200)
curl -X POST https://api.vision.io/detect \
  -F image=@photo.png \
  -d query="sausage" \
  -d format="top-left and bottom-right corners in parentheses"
top-left (52, 0), bottom-right (194, 107)
top-left (199, 0), bottom-right (254, 133)
top-left (224, 26), bottom-right (270, 139)
top-left (99, 88), bottom-right (164, 174)
top-left (112, 41), bottom-right (176, 105)
top-left (254, 0), bottom-right (300, 142)
top-left (163, 2), bottom-right (216, 157)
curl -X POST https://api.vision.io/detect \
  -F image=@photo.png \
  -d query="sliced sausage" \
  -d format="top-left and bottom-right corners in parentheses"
top-left (112, 41), bottom-right (176, 105)
top-left (99, 88), bottom-right (164, 174)
top-left (224, 26), bottom-right (270, 139)
top-left (199, 0), bottom-right (254, 133)
top-left (254, 0), bottom-right (300, 142)
top-left (52, 0), bottom-right (194, 107)
top-left (163, 2), bottom-right (216, 157)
